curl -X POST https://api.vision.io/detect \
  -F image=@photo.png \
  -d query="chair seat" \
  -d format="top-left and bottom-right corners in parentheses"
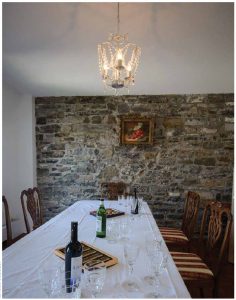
top-left (160, 227), bottom-right (189, 245)
top-left (171, 251), bottom-right (214, 281)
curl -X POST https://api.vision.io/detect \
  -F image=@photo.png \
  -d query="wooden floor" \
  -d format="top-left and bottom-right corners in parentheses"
top-left (184, 239), bottom-right (234, 298)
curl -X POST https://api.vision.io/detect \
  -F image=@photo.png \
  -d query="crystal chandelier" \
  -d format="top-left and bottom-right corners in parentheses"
top-left (98, 3), bottom-right (141, 93)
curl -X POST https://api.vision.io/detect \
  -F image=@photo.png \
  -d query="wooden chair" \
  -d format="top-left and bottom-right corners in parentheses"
top-left (160, 191), bottom-right (200, 250)
top-left (101, 182), bottom-right (127, 200)
top-left (21, 187), bottom-right (43, 233)
top-left (2, 196), bottom-right (27, 249)
top-left (170, 201), bottom-right (232, 297)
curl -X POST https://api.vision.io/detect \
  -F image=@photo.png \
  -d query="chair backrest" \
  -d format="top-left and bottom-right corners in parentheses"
top-left (199, 201), bottom-right (232, 276)
top-left (21, 187), bottom-right (43, 233)
top-left (2, 195), bottom-right (13, 246)
top-left (101, 182), bottom-right (127, 200)
top-left (181, 191), bottom-right (200, 239)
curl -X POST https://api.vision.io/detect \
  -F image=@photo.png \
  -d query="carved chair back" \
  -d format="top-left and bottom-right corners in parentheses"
top-left (101, 182), bottom-right (127, 200)
top-left (199, 201), bottom-right (232, 276)
top-left (21, 187), bottom-right (43, 233)
top-left (181, 191), bottom-right (200, 239)
top-left (2, 195), bottom-right (13, 246)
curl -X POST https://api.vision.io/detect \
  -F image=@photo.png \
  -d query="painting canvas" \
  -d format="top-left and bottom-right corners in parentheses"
top-left (120, 116), bottom-right (154, 145)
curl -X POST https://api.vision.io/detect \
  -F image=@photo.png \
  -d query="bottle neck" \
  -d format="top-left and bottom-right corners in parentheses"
top-left (134, 188), bottom-right (137, 199)
top-left (71, 222), bottom-right (78, 243)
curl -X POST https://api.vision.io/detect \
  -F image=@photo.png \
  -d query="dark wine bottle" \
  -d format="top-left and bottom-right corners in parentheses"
top-left (65, 222), bottom-right (83, 293)
top-left (96, 199), bottom-right (106, 238)
top-left (131, 188), bottom-right (139, 214)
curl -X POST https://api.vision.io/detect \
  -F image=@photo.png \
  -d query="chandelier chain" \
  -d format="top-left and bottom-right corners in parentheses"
top-left (117, 2), bottom-right (120, 34)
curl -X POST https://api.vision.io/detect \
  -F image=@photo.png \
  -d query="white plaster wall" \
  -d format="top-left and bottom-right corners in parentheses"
top-left (2, 82), bottom-right (36, 238)
top-left (2, 3), bottom-right (234, 96)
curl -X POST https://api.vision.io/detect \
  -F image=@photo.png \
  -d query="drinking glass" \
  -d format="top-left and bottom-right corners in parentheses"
top-left (138, 197), bottom-right (143, 213)
top-left (146, 251), bottom-right (164, 298)
top-left (118, 195), bottom-right (123, 206)
top-left (161, 253), bottom-right (169, 271)
top-left (124, 195), bottom-right (131, 213)
top-left (106, 219), bottom-right (118, 243)
top-left (146, 238), bottom-right (162, 257)
top-left (122, 244), bottom-right (140, 292)
top-left (84, 261), bottom-right (106, 298)
top-left (130, 196), bottom-right (136, 212)
top-left (119, 217), bottom-right (131, 243)
top-left (57, 281), bottom-right (81, 298)
top-left (144, 237), bottom-right (162, 285)
top-left (153, 251), bottom-right (164, 295)
top-left (154, 238), bottom-right (162, 251)
top-left (39, 266), bottom-right (61, 297)
top-left (144, 241), bottom-right (157, 285)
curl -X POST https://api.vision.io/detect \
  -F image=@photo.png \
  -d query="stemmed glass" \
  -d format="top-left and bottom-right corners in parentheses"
top-left (145, 250), bottom-right (166, 298)
top-left (84, 261), bottom-right (106, 298)
top-left (124, 195), bottom-right (131, 214)
top-left (138, 197), bottom-right (144, 217)
top-left (119, 217), bottom-right (131, 243)
top-left (161, 253), bottom-right (169, 270)
top-left (144, 238), bottom-right (162, 285)
top-left (122, 244), bottom-right (140, 292)
top-left (118, 195), bottom-right (123, 206)
top-left (152, 251), bottom-right (164, 297)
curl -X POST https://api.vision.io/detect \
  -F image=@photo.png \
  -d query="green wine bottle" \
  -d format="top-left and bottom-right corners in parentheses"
top-left (96, 199), bottom-right (106, 238)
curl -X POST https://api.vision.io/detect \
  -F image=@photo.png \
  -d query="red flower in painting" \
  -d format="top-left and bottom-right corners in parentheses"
top-left (129, 128), bottom-right (144, 140)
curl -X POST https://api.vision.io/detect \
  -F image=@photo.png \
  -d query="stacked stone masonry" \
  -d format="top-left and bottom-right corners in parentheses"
top-left (35, 94), bottom-right (234, 228)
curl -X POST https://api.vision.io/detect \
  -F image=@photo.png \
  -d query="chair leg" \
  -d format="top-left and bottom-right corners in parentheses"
top-left (200, 287), bottom-right (204, 298)
top-left (213, 282), bottom-right (218, 298)
top-left (187, 242), bottom-right (190, 252)
top-left (211, 275), bottom-right (220, 298)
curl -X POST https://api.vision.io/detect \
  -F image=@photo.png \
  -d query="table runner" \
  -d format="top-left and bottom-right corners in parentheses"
top-left (2, 200), bottom-right (190, 298)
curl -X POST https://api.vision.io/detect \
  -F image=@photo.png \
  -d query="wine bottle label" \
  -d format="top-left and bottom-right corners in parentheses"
top-left (96, 217), bottom-right (102, 232)
top-left (71, 256), bottom-right (82, 283)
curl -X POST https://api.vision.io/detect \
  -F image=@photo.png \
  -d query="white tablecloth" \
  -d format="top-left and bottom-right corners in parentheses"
top-left (2, 200), bottom-right (191, 298)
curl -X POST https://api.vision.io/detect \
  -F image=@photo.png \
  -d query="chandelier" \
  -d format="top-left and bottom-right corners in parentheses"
top-left (98, 3), bottom-right (141, 93)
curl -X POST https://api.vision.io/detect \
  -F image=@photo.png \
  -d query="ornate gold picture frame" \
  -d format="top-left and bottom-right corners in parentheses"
top-left (120, 116), bottom-right (154, 145)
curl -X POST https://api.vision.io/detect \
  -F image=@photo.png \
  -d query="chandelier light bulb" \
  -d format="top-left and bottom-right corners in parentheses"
top-left (117, 50), bottom-right (123, 60)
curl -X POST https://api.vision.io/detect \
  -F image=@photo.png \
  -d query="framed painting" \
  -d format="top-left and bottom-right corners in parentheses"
top-left (120, 116), bottom-right (154, 145)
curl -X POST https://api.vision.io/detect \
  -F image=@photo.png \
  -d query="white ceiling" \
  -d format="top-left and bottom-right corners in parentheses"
top-left (2, 2), bottom-right (234, 97)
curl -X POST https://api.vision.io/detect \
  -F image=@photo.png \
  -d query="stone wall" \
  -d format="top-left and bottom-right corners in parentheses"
top-left (35, 94), bottom-right (234, 227)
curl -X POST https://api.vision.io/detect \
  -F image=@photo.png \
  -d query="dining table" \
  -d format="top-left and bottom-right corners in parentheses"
top-left (2, 200), bottom-right (191, 298)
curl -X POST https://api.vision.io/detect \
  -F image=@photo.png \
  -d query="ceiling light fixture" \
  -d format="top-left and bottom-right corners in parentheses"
top-left (98, 3), bottom-right (141, 94)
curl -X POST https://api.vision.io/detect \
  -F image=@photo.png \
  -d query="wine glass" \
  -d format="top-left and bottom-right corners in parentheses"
top-left (146, 251), bottom-right (164, 298)
top-left (119, 217), bottom-right (131, 243)
top-left (161, 253), bottom-right (169, 270)
top-left (118, 195), bottom-right (123, 206)
top-left (144, 237), bottom-right (162, 285)
top-left (84, 261), bottom-right (106, 298)
top-left (154, 238), bottom-right (162, 251)
top-left (124, 195), bottom-right (131, 214)
top-left (122, 244), bottom-right (140, 292)
top-left (153, 251), bottom-right (164, 296)
top-left (138, 197), bottom-right (143, 214)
